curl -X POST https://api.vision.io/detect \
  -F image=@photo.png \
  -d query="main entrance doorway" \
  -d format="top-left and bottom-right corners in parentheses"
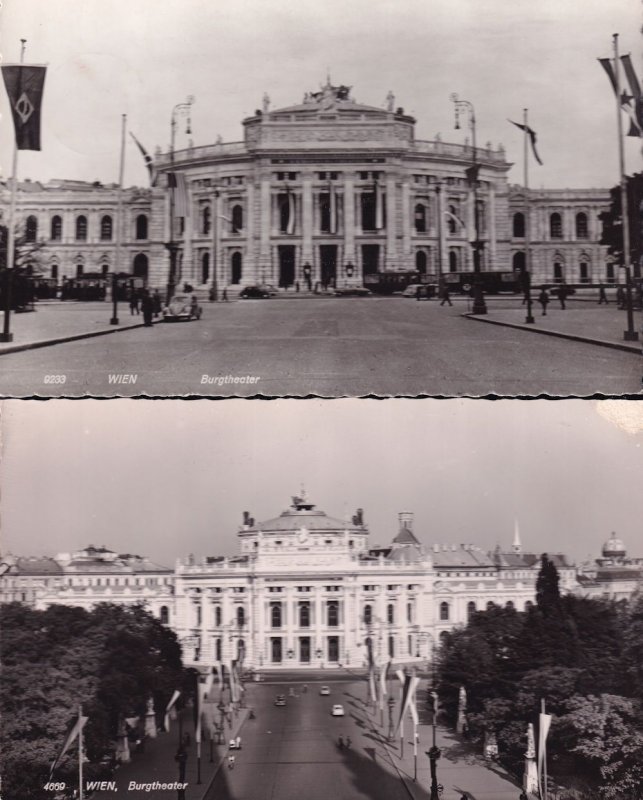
top-left (278, 245), bottom-right (296, 288)
top-left (361, 245), bottom-right (380, 282)
top-left (320, 245), bottom-right (337, 288)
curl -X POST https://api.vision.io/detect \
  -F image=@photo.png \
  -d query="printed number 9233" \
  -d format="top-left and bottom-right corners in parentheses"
top-left (44, 376), bottom-right (67, 384)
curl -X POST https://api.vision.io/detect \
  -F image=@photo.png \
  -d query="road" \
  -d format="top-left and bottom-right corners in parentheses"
top-left (0, 297), bottom-right (639, 396)
top-left (206, 681), bottom-right (419, 800)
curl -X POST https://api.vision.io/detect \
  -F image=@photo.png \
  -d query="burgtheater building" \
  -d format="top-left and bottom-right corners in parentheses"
top-left (6, 492), bottom-right (621, 673)
top-left (3, 81), bottom-right (616, 292)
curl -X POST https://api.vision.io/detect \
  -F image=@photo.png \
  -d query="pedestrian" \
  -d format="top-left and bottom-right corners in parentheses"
top-left (227, 754), bottom-right (235, 769)
top-left (129, 289), bottom-right (140, 315)
top-left (616, 285), bottom-right (625, 309)
top-left (338, 735), bottom-right (344, 750)
top-left (222, 287), bottom-right (229, 302)
top-left (236, 735), bottom-right (241, 750)
top-left (141, 290), bottom-right (154, 326)
top-left (346, 736), bottom-right (352, 749)
top-left (303, 684), bottom-right (308, 694)
top-left (557, 282), bottom-right (567, 309)
top-left (440, 286), bottom-right (453, 307)
top-left (598, 283), bottom-right (608, 304)
top-left (416, 284), bottom-right (422, 301)
top-left (538, 287), bottom-right (549, 315)
top-left (152, 289), bottom-right (162, 317)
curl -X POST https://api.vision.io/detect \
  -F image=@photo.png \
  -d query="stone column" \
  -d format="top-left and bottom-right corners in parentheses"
top-left (259, 173), bottom-right (271, 277)
top-left (385, 173), bottom-right (397, 269)
top-left (245, 181), bottom-right (256, 283)
top-left (343, 175), bottom-right (356, 268)
top-left (489, 184), bottom-right (497, 268)
top-left (401, 179), bottom-right (411, 266)
top-left (301, 174), bottom-right (313, 270)
top-left (314, 587), bottom-right (324, 666)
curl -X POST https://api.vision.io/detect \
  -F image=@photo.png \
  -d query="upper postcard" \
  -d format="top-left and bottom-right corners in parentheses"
top-left (0, 0), bottom-right (641, 397)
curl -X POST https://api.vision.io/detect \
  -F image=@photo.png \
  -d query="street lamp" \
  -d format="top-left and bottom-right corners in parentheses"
top-left (451, 93), bottom-right (487, 315)
top-left (427, 690), bottom-right (441, 800)
top-left (165, 95), bottom-right (195, 304)
top-left (387, 695), bottom-right (396, 741)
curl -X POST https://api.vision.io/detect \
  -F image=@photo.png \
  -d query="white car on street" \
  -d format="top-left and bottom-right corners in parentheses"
top-left (331, 704), bottom-right (345, 717)
top-left (320, 685), bottom-right (331, 696)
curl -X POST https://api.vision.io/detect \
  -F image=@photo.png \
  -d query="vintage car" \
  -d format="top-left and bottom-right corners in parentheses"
top-left (331, 704), bottom-right (345, 717)
top-left (333, 286), bottom-right (372, 297)
top-left (274, 695), bottom-right (287, 707)
top-left (319, 686), bottom-right (331, 696)
top-left (162, 293), bottom-right (202, 321)
top-left (240, 285), bottom-right (271, 299)
top-left (402, 283), bottom-right (438, 299)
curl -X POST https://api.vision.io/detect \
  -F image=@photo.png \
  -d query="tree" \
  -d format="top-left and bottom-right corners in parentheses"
top-left (599, 173), bottom-right (643, 275)
top-left (536, 553), bottom-right (561, 615)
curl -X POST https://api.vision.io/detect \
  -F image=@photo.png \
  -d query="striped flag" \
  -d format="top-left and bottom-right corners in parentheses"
top-left (164, 689), bottom-right (181, 731)
top-left (394, 670), bottom-right (419, 738)
top-left (49, 712), bottom-right (88, 779)
top-left (508, 120), bottom-right (543, 165)
top-left (537, 710), bottom-right (552, 799)
top-left (599, 55), bottom-right (643, 138)
top-left (379, 661), bottom-right (390, 698)
top-left (130, 132), bottom-right (157, 186)
top-left (168, 172), bottom-right (190, 217)
top-left (2, 64), bottom-right (47, 150)
top-left (285, 185), bottom-right (296, 234)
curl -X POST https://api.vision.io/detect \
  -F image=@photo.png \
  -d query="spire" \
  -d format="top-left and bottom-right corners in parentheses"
top-left (512, 519), bottom-right (522, 553)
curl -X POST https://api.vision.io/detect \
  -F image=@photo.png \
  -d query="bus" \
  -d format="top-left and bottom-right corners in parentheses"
top-left (363, 271), bottom-right (432, 294)
top-left (443, 270), bottom-right (522, 295)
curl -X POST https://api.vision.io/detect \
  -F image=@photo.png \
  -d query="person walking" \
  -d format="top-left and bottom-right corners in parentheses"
top-left (152, 289), bottom-right (162, 318)
top-left (227, 754), bottom-right (235, 769)
top-left (598, 283), bottom-right (609, 304)
top-left (129, 289), bottom-right (140, 315)
top-left (141, 290), bottom-right (154, 326)
top-left (538, 287), bottom-right (550, 316)
top-left (440, 286), bottom-right (453, 307)
top-left (616, 285), bottom-right (625, 309)
top-left (222, 287), bottom-right (229, 302)
top-left (557, 282), bottom-right (567, 309)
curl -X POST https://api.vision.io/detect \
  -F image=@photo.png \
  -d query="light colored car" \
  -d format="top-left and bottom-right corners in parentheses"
top-left (402, 283), bottom-right (424, 297)
top-left (331, 704), bottom-right (345, 717)
top-left (274, 695), bottom-right (286, 707)
top-left (319, 686), bottom-right (331, 696)
top-left (402, 283), bottom-right (438, 299)
top-left (162, 293), bottom-right (202, 321)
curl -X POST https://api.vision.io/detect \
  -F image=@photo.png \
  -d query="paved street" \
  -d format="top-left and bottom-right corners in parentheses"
top-left (0, 297), bottom-right (640, 396)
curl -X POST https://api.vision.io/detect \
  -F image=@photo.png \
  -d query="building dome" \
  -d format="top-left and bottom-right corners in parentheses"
top-left (602, 531), bottom-right (626, 558)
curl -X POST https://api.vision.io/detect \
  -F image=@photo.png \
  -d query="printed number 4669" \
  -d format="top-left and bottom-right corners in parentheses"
top-left (44, 783), bottom-right (66, 791)
top-left (44, 375), bottom-right (67, 384)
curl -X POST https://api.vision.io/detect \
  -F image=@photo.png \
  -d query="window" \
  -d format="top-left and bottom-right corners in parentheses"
top-left (576, 212), bottom-right (588, 239)
top-left (606, 262), bottom-right (615, 283)
top-left (231, 204), bottom-right (243, 233)
top-left (215, 606), bottom-right (222, 626)
top-left (51, 215), bottom-right (62, 241)
top-left (196, 605), bottom-right (202, 625)
top-left (279, 194), bottom-right (294, 233)
top-left (449, 250), bottom-right (458, 272)
top-left (271, 603), bottom-right (282, 628)
top-left (448, 205), bottom-right (458, 235)
top-left (236, 606), bottom-right (245, 627)
top-left (25, 215), bottom-right (38, 242)
top-left (486, 601), bottom-right (495, 610)
top-left (328, 636), bottom-right (339, 662)
top-left (553, 262), bottom-right (564, 282)
top-left (407, 602), bottom-right (413, 623)
top-left (100, 215), bottom-right (113, 241)
top-left (439, 601), bottom-right (449, 621)
top-left (513, 212), bottom-right (525, 238)
top-left (579, 261), bottom-right (590, 283)
top-left (327, 601), bottom-right (339, 627)
top-left (506, 601), bottom-right (515, 611)
top-left (524, 600), bottom-right (534, 611)
top-left (76, 264), bottom-right (84, 278)
top-left (415, 250), bottom-right (427, 274)
top-left (364, 604), bottom-right (372, 625)
top-left (160, 606), bottom-right (169, 624)
top-left (550, 213), bottom-right (562, 239)
top-left (387, 603), bottom-right (395, 624)
top-left (135, 214), bottom-right (148, 240)
top-left (299, 602), bottom-right (310, 627)
top-left (202, 206), bottom-right (211, 235)
top-left (215, 638), bottom-right (221, 660)
top-left (408, 634), bottom-right (413, 655)
top-left (467, 601), bottom-right (476, 621)
top-left (388, 635), bottom-right (395, 658)
top-left (414, 203), bottom-right (427, 233)
top-left (76, 215), bottom-right (87, 241)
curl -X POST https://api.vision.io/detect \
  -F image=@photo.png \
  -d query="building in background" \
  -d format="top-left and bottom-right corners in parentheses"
top-left (2, 82), bottom-right (618, 296)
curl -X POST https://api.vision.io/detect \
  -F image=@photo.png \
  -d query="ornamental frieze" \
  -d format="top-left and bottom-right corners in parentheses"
top-left (250, 125), bottom-right (411, 145)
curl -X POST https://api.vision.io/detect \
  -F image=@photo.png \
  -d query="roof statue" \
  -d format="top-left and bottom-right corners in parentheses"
top-left (512, 519), bottom-right (522, 553)
top-left (262, 92), bottom-right (270, 113)
top-left (386, 90), bottom-right (395, 112)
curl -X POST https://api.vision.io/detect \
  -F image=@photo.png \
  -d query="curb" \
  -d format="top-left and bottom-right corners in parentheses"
top-left (0, 320), bottom-right (159, 357)
top-left (199, 708), bottom-right (249, 800)
top-left (463, 313), bottom-right (641, 355)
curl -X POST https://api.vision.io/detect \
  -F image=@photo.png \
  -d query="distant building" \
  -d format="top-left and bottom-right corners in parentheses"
top-left (576, 532), bottom-right (643, 601)
top-left (1, 81), bottom-right (620, 295)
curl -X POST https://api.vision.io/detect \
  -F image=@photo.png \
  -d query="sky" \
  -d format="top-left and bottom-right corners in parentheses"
top-left (1, 0), bottom-right (641, 190)
top-left (1, 399), bottom-right (642, 568)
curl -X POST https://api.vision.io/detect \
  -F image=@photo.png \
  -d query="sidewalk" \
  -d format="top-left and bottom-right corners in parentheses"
top-left (91, 704), bottom-right (249, 800)
top-left (465, 299), bottom-right (642, 355)
top-left (0, 302), bottom-right (155, 356)
top-left (363, 693), bottom-right (522, 800)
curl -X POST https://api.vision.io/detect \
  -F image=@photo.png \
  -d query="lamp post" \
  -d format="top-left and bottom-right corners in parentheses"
top-left (451, 93), bottom-right (487, 315)
top-left (435, 181), bottom-right (444, 286)
top-left (387, 695), bottom-right (396, 741)
top-left (427, 690), bottom-right (441, 800)
top-left (165, 95), bottom-right (194, 304)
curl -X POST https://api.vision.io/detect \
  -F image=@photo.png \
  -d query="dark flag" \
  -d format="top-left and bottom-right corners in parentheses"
top-left (508, 119), bottom-right (543, 165)
top-left (599, 55), bottom-right (643, 138)
top-left (1, 64), bottom-right (47, 150)
top-left (130, 132), bottom-right (157, 186)
top-left (465, 164), bottom-right (480, 185)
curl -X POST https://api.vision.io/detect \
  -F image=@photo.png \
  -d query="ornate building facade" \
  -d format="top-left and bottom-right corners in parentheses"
top-left (3, 81), bottom-right (618, 293)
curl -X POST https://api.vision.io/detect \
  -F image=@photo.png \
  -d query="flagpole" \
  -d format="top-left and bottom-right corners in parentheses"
top-left (78, 704), bottom-right (84, 800)
top-left (1, 38), bottom-right (26, 344)
top-left (111, 113), bottom-right (126, 325)
top-left (612, 33), bottom-right (638, 341)
top-left (541, 698), bottom-right (548, 800)
top-left (523, 108), bottom-right (535, 323)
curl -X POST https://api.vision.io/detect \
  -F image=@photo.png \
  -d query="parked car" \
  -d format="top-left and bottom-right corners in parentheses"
top-left (538, 284), bottom-right (577, 297)
top-left (274, 695), bottom-right (286, 707)
top-left (240, 285), bottom-right (271, 299)
top-left (162, 293), bottom-right (202, 321)
top-left (258, 283), bottom-right (279, 296)
top-left (331, 704), bottom-right (345, 717)
top-left (334, 286), bottom-right (372, 297)
top-left (402, 283), bottom-right (438, 299)
top-left (319, 686), bottom-right (331, 696)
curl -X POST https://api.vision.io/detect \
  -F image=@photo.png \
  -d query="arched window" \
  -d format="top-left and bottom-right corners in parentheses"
top-left (553, 261), bottom-right (564, 282)
top-left (133, 253), bottom-right (148, 281)
top-left (101, 263), bottom-right (109, 276)
top-left (327, 601), bottom-right (339, 627)
top-left (237, 638), bottom-right (245, 660)
top-left (231, 204), bottom-right (243, 233)
top-left (76, 263), bottom-right (84, 278)
top-left (236, 606), bottom-right (245, 627)
top-left (505, 601), bottom-right (515, 611)
top-left (25, 215), bottom-right (38, 242)
top-left (271, 603), bottom-right (282, 628)
top-left (279, 195), bottom-right (293, 233)
top-left (408, 634), bottom-right (413, 655)
top-left (196, 605), bottom-right (202, 625)
top-left (299, 602), bottom-right (310, 628)
top-left (524, 600), bottom-right (534, 611)
top-left (449, 250), bottom-right (458, 272)
top-left (486, 601), bottom-right (495, 611)
top-left (579, 260), bottom-right (590, 283)
top-left (550, 212), bottom-right (562, 239)
top-left (100, 215), bottom-right (113, 241)
top-left (415, 250), bottom-right (427, 274)
top-left (448, 205), bottom-right (457, 235)
top-left (414, 203), bottom-right (427, 233)
top-left (439, 602), bottom-right (449, 621)
top-left (387, 603), bottom-right (395, 624)
top-left (575, 212), bottom-right (588, 239)
top-left (201, 252), bottom-right (210, 284)
top-left (407, 602), bottom-right (413, 623)
top-left (513, 212), bottom-right (525, 238)
top-left (606, 262), bottom-right (615, 283)
top-left (467, 601), bottom-right (476, 621)
top-left (215, 638), bottom-right (222, 661)
top-left (135, 214), bottom-right (148, 240)
top-left (388, 635), bottom-right (395, 658)
top-left (512, 252), bottom-right (526, 272)
top-left (439, 631), bottom-right (449, 646)
top-left (160, 605), bottom-right (169, 624)
top-left (76, 215), bottom-right (87, 241)
top-left (51, 215), bottom-right (62, 241)
top-left (364, 604), bottom-right (372, 625)
top-left (202, 206), bottom-right (211, 235)
top-left (215, 606), bottom-right (222, 626)
top-left (51, 264), bottom-right (59, 280)
top-left (231, 252), bottom-right (242, 284)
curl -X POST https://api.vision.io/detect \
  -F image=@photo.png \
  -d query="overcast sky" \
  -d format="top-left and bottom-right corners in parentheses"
top-left (1, 0), bottom-right (641, 190)
top-left (2, 399), bottom-right (642, 568)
